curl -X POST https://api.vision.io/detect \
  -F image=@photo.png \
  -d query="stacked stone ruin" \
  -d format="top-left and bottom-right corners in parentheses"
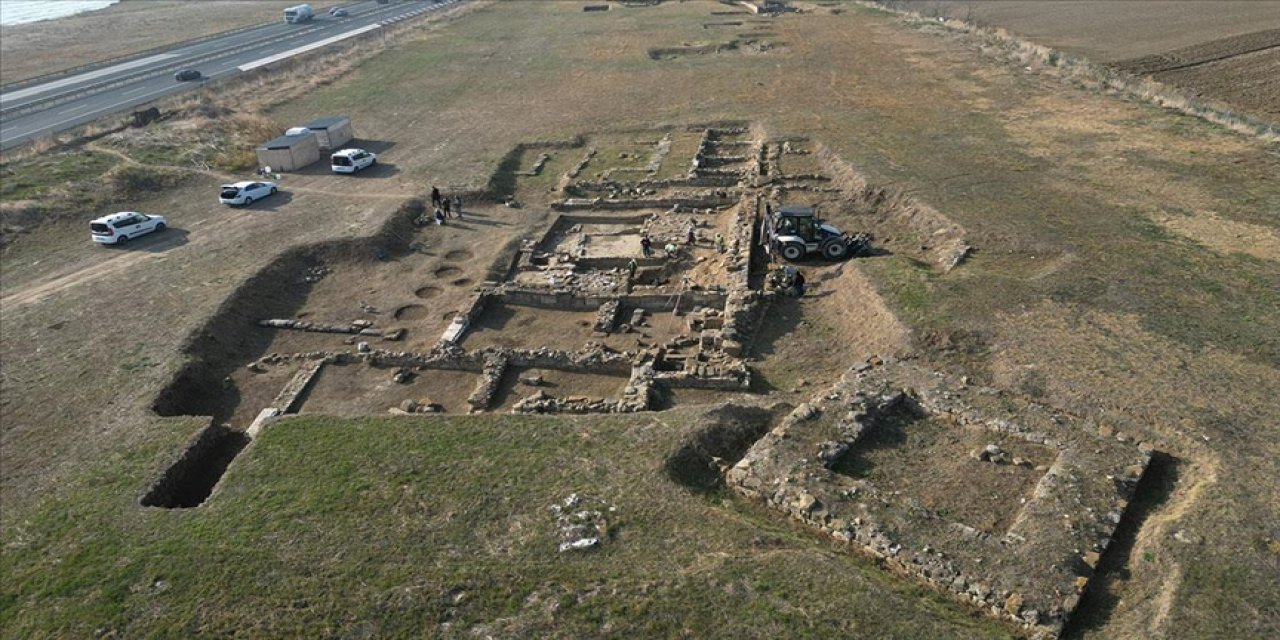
top-left (727, 360), bottom-right (1154, 638)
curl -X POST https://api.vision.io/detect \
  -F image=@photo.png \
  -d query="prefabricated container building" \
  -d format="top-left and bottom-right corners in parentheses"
top-left (304, 116), bottom-right (355, 150)
top-left (256, 130), bottom-right (320, 171)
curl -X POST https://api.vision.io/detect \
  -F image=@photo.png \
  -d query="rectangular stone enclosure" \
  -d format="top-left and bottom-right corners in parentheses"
top-left (728, 362), bottom-right (1153, 638)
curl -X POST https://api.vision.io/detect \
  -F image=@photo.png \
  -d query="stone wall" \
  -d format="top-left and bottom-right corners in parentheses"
top-left (726, 361), bottom-right (1154, 638)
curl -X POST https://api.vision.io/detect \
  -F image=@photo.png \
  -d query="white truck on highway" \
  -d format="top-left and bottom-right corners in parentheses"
top-left (283, 4), bottom-right (314, 24)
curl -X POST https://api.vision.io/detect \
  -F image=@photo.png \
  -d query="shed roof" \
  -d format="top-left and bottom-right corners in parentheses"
top-left (304, 116), bottom-right (350, 130)
top-left (261, 131), bottom-right (316, 150)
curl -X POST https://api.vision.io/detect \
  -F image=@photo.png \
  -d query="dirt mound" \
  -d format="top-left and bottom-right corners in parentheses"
top-left (815, 143), bottom-right (971, 271)
top-left (664, 404), bottom-right (778, 492)
top-left (445, 249), bottom-right (474, 261)
top-left (415, 285), bottom-right (443, 299)
top-left (816, 263), bottom-right (913, 358)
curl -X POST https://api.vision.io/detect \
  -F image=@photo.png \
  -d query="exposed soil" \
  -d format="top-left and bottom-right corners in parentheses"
top-left (394, 304), bottom-right (429, 321)
top-left (434, 266), bottom-right (463, 278)
top-left (1111, 28), bottom-right (1280, 119)
top-left (488, 367), bottom-right (630, 413)
top-left (751, 262), bottom-right (911, 391)
top-left (415, 285), bottom-right (443, 299)
top-left (296, 362), bottom-right (480, 416)
top-left (224, 360), bottom-right (304, 429)
top-left (665, 404), bottom-right (777, 491)
top-left (830, 403), bottom-right (1057, 534)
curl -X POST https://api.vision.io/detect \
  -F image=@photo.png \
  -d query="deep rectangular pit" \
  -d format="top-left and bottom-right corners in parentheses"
top-left (140, 423), bottom-right (249, 509)
top-left (830, 401), bottom-right (1056, 535)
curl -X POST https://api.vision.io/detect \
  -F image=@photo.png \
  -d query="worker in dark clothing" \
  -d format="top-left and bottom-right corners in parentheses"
top-left (792, 270), bottom-right (806, 297)
top-left (442, 197), bottom-right (452, 218)
top-left (640, 235), bottom-right (652, 258)
top-left (431, 186), bottom-right (441, 207)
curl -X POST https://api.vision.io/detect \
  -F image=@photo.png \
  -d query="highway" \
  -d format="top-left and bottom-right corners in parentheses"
top-left (0, 0), bottom-right (461, 150)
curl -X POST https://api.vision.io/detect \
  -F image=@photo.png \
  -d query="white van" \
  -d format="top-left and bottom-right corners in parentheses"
top-left (90, 212), bottom-right (167, 245)
top-left (331, 148), bottom-right (377, 174)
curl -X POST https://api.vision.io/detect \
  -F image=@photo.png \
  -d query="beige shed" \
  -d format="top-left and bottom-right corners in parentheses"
top-left (304, 116), bottom-right (355, 150)
top-left (255, 130), bottom-right (320, 172)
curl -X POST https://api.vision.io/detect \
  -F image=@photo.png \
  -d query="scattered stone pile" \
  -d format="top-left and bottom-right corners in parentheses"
top-left (258, 318), bottom-right (384, 336)
top-left (550, 493), bottom-right (615, 552)
top-left (389, 398), bottom-right (443, 414)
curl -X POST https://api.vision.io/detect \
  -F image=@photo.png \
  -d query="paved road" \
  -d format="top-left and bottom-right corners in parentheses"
top-left (0, 0), bottom-right (461, 150)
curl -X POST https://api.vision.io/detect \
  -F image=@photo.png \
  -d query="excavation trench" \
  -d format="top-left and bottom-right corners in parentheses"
top-left (665, 404), bottom-right (780, 492)
top-left (140, 423), bottom-right (249, 509)
top-left (143, 198), bottom-right (425, 508)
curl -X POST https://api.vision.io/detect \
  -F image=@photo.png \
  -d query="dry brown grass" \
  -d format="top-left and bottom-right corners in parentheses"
top-left (0, 1), bottom-right (337, 85)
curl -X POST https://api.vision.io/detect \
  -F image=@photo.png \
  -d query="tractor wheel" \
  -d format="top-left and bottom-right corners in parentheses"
top-left (821, 239), bottom-right (849, 260)
top-left (781, 243), bottom-right (805, 261)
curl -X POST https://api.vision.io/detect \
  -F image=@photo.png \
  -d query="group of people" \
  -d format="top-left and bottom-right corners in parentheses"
top-left (430, 186), bottom-right (463, 225)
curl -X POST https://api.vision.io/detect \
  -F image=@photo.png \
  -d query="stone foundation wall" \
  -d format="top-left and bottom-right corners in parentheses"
top-left (726, 363), bottom-right (1154, 638)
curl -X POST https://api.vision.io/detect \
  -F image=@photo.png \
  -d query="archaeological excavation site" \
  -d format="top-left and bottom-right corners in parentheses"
top-left (141, 122), bottom-right (1158, 638)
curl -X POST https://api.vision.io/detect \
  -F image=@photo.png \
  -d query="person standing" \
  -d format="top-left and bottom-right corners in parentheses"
top-left (431, 186), bottom-right (441, 207)
top-left (626, 257), bottom-right (638, 281)
top-left (442, 197), bottom-right (452, 218)
top-left (452, 194), bottom-right (463, 219)
top-left (715, 233), bottom-right (726, 253)
top-left (685, 223), bottom-right (696, 245)
top-left (640, 235), bottom-right (652, 258)
top-left (792, 270), bottom-right (806, 297)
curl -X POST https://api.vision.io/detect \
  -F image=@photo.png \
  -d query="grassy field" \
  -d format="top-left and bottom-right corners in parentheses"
top-left (0, 412), bottom-right (1012, 638)
top-left (2, 1), bottom-right (1278, 638)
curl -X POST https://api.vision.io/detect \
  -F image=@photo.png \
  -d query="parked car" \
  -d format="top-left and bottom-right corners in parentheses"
top-left (331, 148), bottom-right (377, 174)
top-left (174, 69), bottom-right (202, 82)
top-left (90, 212), bottom-right (167, 245)
top-left (329, 7), bottom-right (349, 17)
top-left (219, 181), bottom-right (278, 206)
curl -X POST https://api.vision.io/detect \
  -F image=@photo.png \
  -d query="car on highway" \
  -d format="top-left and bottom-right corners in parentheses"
top-left (90, 212), bottom-right (167, 246)
top-left (329, 7), bottom-right (349, 17)
top-left (331, 148), bottom-right (377, 174)
top-left (219, 180), bottom-right (278, 206)
top-left (174, 69), bottom-right (202, 82)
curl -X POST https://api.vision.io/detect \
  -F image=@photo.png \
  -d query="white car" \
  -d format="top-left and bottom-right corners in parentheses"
top-left (90, 212), bottom-right (167, 245)
top-left (219, 180), bottom-right (278, 206)
top-left (331, 148), bottom-right (377, 174)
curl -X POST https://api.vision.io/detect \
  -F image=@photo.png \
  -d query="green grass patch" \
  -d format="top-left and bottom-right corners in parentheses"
top-left (0, 151), bottom-right (117, 202)
top-left (1, 412), bottom-right (1013, 639)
